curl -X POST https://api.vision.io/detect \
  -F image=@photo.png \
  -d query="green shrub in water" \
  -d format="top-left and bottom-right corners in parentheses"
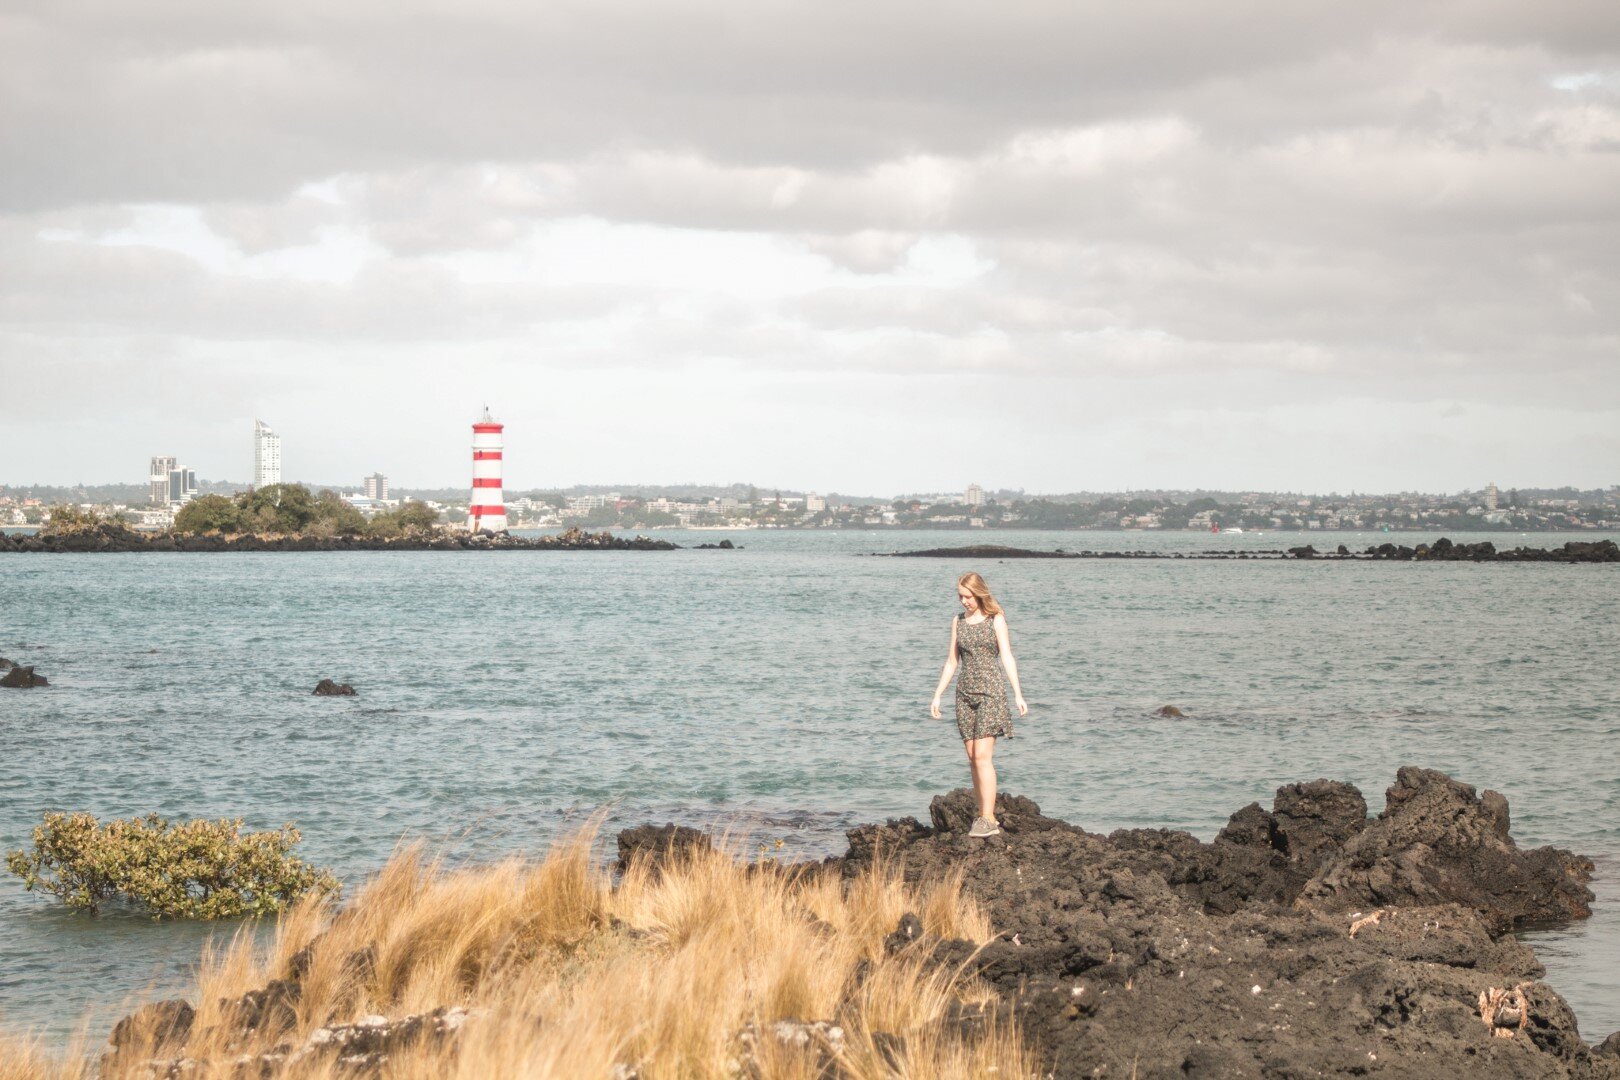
top-left (4, 812), bottom-right (340, 919)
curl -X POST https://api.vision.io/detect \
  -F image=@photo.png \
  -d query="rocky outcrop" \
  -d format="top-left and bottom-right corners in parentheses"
top-left (0, 663), bottom-right (48, 688)
top-left (1154, 704), bottom-right (1186, 718)
top-left (879, 538), bottom-right (1620, 563)
top-left (833, 770), bottom-right (1613, 1078)
top-left (113, 1006), bottom-right (473, 1078)
top-left (1368, 538), bottom-right (1620, 562)
top-left (615, 822), bottom-right (714, 875)
top-left (1299, 767), bottom-right (1594, 933)
top-left (882, 545), bottom-right (1083, 558)
top-left (313, 679), bottom-right (357, 697)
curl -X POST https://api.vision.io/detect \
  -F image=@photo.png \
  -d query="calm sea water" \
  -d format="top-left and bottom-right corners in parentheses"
top-left (2, 529), bottom-right (1617, 1045)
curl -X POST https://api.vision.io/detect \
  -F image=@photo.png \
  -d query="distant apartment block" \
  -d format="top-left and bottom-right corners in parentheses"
top-left (964, 483), bottom-right (984, 507)
top-left (166, 468), bottom-right (198, 505)
top-left (364, 472), bottom-right (389, 500)
top-left (254, 420), bottom-right (282, 488)
top-left (1485, 482), bottom-right (1499, 511)
top-left (805, 492), bottom-right (826, 512)
top-left (149, 456), bottom-right (176, 505)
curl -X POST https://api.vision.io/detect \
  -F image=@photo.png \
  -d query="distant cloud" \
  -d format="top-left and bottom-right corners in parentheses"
top-left (2, 0), bottom-right (1617, 490)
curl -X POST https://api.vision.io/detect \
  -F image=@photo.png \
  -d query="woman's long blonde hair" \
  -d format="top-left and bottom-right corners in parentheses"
top-left (957, 572), bottom-right (1004, 617)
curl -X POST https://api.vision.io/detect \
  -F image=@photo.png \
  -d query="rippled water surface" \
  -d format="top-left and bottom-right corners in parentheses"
top-left (2, 529), bottom-right (1618, 1043)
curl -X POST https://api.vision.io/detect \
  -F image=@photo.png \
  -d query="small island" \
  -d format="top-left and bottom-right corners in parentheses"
top-left (2, 487), bottom-right (679, 553)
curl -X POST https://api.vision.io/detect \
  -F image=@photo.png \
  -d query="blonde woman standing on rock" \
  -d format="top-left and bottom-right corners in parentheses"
top-left (930, 571), bottom-right (1028, 837)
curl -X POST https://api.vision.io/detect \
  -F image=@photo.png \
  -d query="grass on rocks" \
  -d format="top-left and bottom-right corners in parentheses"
top-left (10, 825), bottom-right (1033, 1079)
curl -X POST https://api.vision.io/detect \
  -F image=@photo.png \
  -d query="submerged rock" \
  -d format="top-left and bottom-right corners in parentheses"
top-left (312, 679), bottom-right (357, 696)
top-left (1154, 704), bottom-right (1186, 718)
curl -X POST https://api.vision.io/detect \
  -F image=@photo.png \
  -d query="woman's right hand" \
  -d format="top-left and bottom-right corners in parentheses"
top-left (930, 695), bottom-right (942, 719)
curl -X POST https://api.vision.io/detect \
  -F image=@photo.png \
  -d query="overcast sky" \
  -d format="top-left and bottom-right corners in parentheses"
top-left (2, 1), bottom-right (1617, 494)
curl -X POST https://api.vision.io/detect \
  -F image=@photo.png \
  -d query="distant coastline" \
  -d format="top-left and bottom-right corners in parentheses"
top-left (878, 538), bottom-right (1620, 562)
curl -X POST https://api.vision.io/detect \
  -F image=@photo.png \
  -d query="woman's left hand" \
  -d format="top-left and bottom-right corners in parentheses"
top-left (1015, 694), bottom-right (1028, 717)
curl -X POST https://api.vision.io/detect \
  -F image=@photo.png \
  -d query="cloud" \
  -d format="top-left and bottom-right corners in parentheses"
top-left (1, 0), bottom-right (1618, 489)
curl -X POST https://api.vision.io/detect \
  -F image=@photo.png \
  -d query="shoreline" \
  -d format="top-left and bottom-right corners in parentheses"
top-left (0, 523), bottom-right (680, 554)
top-left (40, 767), bottom-right (1620, 1077)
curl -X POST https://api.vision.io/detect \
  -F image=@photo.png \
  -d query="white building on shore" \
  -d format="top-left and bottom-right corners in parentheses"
top-left (254, 420), bottom-right (282, 489)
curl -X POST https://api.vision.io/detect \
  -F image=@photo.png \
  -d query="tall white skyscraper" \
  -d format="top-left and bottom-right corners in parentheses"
top-left (964, 483), bottom-right (984, 507)
top-left (149, 456), bottom-right (176, 505)
top-left (254, 420), bottom-right (282, 489)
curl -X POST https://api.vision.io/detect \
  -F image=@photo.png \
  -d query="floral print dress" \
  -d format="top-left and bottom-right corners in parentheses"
top-left (954, 615), bottom-right (1013, 741)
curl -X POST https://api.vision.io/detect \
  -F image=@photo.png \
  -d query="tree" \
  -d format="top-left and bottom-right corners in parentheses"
top-left (237, 484), bottom-right (317, 535)
top-left (40, 504), bottom-right (98, 534)
top-left (309, 490), bottom-right (365, 536)
top-left (393, 501), bottom-right (440, 532)
top-left (173, 495), bottom-right (242, 534)
top-left (365, 500), bottom-right (440, 537)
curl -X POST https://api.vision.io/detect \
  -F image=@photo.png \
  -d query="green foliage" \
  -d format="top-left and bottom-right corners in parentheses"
top-left (5, 812), bottom-right (340, 919)
top-left (237, 483), bottom-right (318, 534)
top-left (309, 489), bottom-right (366, 536)
top-left (364, 500), bottom-right (441, 537)
top-left (172, 494), bottom-right (243, 534)
top-left (40, 504), bottom-right (99, 534)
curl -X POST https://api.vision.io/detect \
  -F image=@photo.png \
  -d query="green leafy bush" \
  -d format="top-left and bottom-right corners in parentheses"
top-left (172, 494), bottom-right (242, 534)
top-left (364, 500), bottom-right (441, 538)
top-left (5, 812), bottom-right (341, 919)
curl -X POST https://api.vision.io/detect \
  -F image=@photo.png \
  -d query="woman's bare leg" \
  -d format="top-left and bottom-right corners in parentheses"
top-left (966, 737), bottom-right (998, 822)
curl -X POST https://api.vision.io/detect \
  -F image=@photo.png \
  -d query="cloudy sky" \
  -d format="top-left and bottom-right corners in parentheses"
top-left (2, 1), bottom-right (1617, 493)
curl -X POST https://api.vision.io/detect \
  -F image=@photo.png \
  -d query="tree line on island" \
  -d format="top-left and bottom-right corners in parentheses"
top-left (47, 484), bottom-right (442, 538)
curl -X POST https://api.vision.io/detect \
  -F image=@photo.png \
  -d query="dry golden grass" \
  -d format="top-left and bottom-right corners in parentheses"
top-left (9, 826), bottom-right (1034, 1080)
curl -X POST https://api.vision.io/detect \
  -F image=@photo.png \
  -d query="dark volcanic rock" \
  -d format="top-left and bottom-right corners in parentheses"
top-left (0, 664), bottom-right (47, 688)
top-left (109, 999), bottom-right (195, 1052)
top-left (1300, 767), bottom-right (1594, 933)
top-left (615, 822), bottom-right (714, 874)
top-left (882, 545), bottom-right (1081, 559)
top-left (313, 679), bottom-right (357, 696)
top-left (834, 770), bottom-right (1613, 1079)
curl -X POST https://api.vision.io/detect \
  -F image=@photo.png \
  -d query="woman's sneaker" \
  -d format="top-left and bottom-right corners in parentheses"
top-left (969, 816), bottom-right (1001, 838)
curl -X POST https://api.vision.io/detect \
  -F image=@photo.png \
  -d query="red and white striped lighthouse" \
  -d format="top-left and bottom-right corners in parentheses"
top-left (468, 407), bottom-right (507, 534)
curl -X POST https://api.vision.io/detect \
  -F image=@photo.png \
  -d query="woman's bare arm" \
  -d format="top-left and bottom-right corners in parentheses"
top-left (929, 618), bottom-right (959, 718)
top-left (994, 614), bottom-right (1028, 716)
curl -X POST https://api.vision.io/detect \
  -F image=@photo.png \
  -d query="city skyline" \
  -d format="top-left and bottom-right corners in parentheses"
top-left (2, 4), bottom-right (1617, 491)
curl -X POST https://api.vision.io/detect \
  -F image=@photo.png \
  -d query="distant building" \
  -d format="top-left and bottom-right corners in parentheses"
top-left (254, 420), bottom-right (282, 488)
top-left (149, 456), bottom-right (176, 505)
top-left (1485, 482), bottom-right (1499, 511)
top-left (805, 492), bottom-right (825, 513)
top-left (964, 483), bottom-right (984, 507)
top-left (364, 473), bottom-right (389, 500)
top-left (167, 468), bottom-right (197, 505)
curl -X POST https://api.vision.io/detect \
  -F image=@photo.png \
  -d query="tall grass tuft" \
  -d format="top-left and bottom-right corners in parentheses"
top-left (9, 825), bottom-right (1036, 1079)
